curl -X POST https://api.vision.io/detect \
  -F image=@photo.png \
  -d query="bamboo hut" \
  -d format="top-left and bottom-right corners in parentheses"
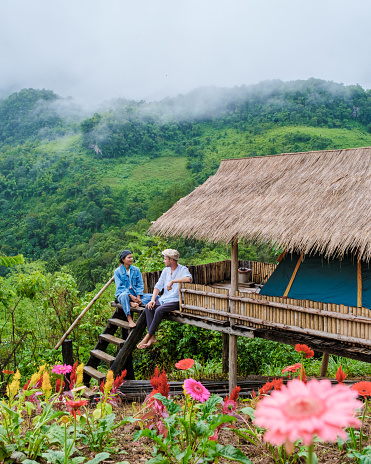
top-left (149, 147), bottom-right (371, 389)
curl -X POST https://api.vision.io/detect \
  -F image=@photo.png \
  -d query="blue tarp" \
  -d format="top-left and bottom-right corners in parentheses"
top-left (260, 253), bottom-right (371, 309)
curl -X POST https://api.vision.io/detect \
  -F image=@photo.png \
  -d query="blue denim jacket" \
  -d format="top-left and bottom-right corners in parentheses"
top-left (114, 265), bottom-right (144, 297)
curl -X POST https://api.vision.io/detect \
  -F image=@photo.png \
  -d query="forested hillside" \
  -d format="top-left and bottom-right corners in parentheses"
top-left (1, 79), bottom-right (371, 291)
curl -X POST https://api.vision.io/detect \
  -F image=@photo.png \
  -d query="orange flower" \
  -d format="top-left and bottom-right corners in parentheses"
top-left (351, 381), bottom-right (371, 397)
top-left (295, 344), bottom-right (314, 358)
top-left (66, 399), bottom-right (88, 418)
top-left (175, 359), bottom-right (195, 370)
top-left (336, 366), bottom-right (347, 384)
top-left (282, 363), bottom-right (302, 374)
top-left (2, 370), bottom-right (14, 375)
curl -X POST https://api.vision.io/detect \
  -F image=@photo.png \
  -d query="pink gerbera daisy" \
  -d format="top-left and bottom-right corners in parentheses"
top-left (184, 378), bottom-right (210, 403)
top-left (255, 379), bottom-right (362, 449)
top-left (52, 364), bottom-right (72, 375)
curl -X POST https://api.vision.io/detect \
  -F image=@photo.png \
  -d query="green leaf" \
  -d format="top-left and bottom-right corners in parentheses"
top-left (172, 445), bottom-right (193, 463)
top-left (146, 456), bottom-right (170, 464)
top-left (240, 407), bottom-right (255, 420)
top-left (211, 444), bottom-right (252, 464)
top-left (85, 452), bottom-right (111, 464)
top-left (197, 394), bottom-right (222, 418)
top-left (153, 394), bottom-right (182, 414)
top-left (71, 458), bottom-right (86, 464)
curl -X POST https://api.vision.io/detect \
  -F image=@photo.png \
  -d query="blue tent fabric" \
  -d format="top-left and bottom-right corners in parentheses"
top-left (260, 253), bottom-right (371, 310)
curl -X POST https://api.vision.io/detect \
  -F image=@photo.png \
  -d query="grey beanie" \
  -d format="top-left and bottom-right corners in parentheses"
top-left (119, 250), bottom-right (132, 262)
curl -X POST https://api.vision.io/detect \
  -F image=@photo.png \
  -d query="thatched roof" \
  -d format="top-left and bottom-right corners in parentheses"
top-left (149, 147), bottom-right (371, 261)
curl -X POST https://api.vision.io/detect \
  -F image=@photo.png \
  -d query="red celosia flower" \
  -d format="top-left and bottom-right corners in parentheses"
top-left (252, 390), bottom-right (256, 398)
top-left (271, 378), bottom-right (283, 390)
top-left (259, 381), bottom-right (274, 398)
top-left (66, 399), bottom-right (88, 418)
top-left (351, 381), bottom-right (371, 397)
top-left (23, 379), bottom-right (31, 390)
top-left (113, 369), bottom-right (127, 391)
top-left (300, 366), bottom-right (307, 383)
top-left (150, 367), bottom-right (170, 398)
top-left (230, 385), bottom-right (241, 402)
top-left (336, 366), bottom-right (347, 384)
top-left (2, 369), bottom-right (14, 375)
top-left (282, 363), bottom-right (302, 374)
top-left (69, 361), bottom-right (78, 389)
top-left (295, 344), bottom-right (314, 358)
top-left (55, 378), bottom-right (65, 392)
top-left (175, 358), bottom-right (195, 370)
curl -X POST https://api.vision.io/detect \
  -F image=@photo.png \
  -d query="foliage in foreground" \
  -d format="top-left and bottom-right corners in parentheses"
top-left (2, 347), bottom-right (371, 463)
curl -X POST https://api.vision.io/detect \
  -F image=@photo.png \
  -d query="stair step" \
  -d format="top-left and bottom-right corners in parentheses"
top-left (90, 349), bottom-right (116, 366)
top-left (99, 333), bottom-right (125, 348)
top-left (108, 318), bottom-right (131, 330)
top-left (111, 301), bottom-right (144, 314)
top-left (82, 387), bottom-right (100, 399)
top-left (83, 366), bottom-right (106, 381)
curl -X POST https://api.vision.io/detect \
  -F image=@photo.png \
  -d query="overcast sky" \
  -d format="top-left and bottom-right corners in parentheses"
top-left (1, 0), bottom-right (371, 106)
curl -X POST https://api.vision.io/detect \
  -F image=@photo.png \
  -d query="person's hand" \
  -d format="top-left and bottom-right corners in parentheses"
top-left (137, 296), bottom-right (142, 305)
top-left (167, 280), bottom-right (174, 291)
top-left (147, 299), bottom-right (156, 310)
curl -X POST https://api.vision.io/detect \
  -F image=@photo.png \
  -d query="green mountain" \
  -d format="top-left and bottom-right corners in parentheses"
top-left (1, 79), bottom-right (371, 290)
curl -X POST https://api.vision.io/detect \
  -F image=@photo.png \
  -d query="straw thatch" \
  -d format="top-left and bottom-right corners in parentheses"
top-left (149, 147), bottom-right (371, 261)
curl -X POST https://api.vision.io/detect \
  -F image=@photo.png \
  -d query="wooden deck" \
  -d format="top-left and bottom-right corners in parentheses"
top-left (178, 282), bottom-right (371, 363)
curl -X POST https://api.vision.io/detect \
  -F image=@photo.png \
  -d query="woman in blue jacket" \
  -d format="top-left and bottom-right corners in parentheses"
top-left (114, 250), bottom-right (152, 327)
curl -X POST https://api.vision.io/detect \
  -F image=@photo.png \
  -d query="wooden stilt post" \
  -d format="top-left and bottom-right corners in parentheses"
top-left (62, 339), bottom-right (74, 390)
top-left (222, 333), bottom-right (229, 373)
top-left (320, 352), bottom-right (330, 378)
top-left (229, 237), bottom-right (238, 393)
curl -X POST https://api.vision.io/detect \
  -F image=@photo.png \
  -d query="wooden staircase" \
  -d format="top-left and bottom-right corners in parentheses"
top-left (82, 302), bottom-right (147, 398)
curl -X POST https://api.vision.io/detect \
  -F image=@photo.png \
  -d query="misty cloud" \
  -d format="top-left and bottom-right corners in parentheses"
top-left (1, 0), bottom-right (371, 107)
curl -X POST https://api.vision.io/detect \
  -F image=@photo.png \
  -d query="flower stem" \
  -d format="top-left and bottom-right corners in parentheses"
top-left (307, 443), bottom-right (314, 464)
top-left (359, 397), bottom-right (368, 452)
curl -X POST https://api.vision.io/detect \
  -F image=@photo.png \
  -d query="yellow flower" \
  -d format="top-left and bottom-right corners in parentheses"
top-left (76, 363), bottom-right (84, 385)
top-left (104, 370), bottom-right (114, 394)
top-left (6, 369), bottom-right (20, 400)
top-left (38, 364), bottom-right (46, 375)
top-left (29, 372), bottom-right (41, 388)
top-left (41, 371), bottom-right (52, 397)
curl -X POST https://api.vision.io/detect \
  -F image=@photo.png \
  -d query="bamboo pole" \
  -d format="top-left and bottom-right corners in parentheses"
top-left (357, 256), bottom-right (362, 308)
top-left (54, 276), bottom-right (114, 350)
top-left (283, 253), bottom-right (304, 297)
top-left (229, 237), bottom-right (238, 394)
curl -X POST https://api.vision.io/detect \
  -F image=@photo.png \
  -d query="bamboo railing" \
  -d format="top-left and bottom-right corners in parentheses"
top-left (142, 259), bottom-right (276, 293)
top-left (180, 283), bottom-right (371, 347)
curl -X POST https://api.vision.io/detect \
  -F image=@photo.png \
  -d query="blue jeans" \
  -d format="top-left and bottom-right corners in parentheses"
top-left (117, 292), bottom-right (153, 316)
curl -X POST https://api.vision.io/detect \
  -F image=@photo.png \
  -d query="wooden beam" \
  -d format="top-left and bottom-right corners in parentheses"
top-left (229, 237), bottom-right (238, 394)
top-left (283, 252), bottom-right (304, 297)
